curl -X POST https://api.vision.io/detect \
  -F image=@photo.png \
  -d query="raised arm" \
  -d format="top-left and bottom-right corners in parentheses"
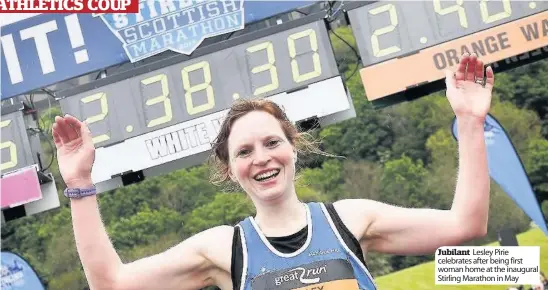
top-left (335, 53), bottom-right (493, 255)
top-left (52, 115), bottom-right (231, 290)
top-left (69, 193), bottom-right (229, 290)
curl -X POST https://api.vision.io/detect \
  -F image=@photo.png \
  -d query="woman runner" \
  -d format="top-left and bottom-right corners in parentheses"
top-left (53, 53), bottom-right (494, 290)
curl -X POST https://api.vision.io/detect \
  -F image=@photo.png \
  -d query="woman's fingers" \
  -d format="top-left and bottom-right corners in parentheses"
top-left (52, 123), bottom-right (63, 148)
top-left (63, 115), bottom-right (95, 148)
top-left (485, 66), bottom-right (495, 89)
top-left (53, 115), bottom-right (86, 143)
top-left (54, 116), bottom-right (71, 144)
top-left (64, 115), bottom-right (82, 131)
top-left (455, 54), bottom-right (469, 81)
top-left (64, 115), bottom-right (83, 140)
top-left (466, 54), bottom-right (477, 81)
top-left (79, 120), bottom-right (94, 148)
top-left (475, 59), bottom-right (485, 82)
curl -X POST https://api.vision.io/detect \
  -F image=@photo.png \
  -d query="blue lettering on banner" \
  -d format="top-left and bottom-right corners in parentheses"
top-left (95, 0), bottom-right (245, 62)
top-left (1, 251), bottom-right (45, 290)
top-left (2, 261), bottom-right (24, 288)
top-left (0, 1), bottom-right (313, 101)
top-left (482, 119), bottom-right (502, 145)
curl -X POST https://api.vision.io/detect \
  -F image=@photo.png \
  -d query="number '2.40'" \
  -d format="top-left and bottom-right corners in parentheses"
top-left (370, 0), bottom-right (513, 58)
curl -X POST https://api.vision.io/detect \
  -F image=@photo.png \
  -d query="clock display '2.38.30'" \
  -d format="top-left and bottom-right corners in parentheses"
top-left (58, 19), bottom-right (339, 148)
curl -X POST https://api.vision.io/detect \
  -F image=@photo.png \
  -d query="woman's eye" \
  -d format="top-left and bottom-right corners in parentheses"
top-left (267, 139), bottom-right (280, 147)
top-left (237, 149), bottom-right (250, 157)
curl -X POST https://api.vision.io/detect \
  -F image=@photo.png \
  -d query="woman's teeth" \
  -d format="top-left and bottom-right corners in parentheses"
top-left (254, 169), bottom-right (280, 181)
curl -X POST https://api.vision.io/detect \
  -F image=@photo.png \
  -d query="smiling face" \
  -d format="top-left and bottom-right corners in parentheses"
top-left (227, 110), bottom-right (297, 203)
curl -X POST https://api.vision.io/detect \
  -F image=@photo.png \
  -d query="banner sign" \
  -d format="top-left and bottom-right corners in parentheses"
top-left (1, 251), bottom-right (45, 290)
top-left (93, 0), bottom-right (245, 62)
top-left (0, 1), bottom-right (313, 100)
top-left (451, 114), bottom-right (548, 236)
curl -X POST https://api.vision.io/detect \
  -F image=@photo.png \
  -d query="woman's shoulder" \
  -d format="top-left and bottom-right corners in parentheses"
top-left (331, 199), bottom-right (377, 242)
top-left (189, 225), bottom-right (235, 273)
top-left (193, 225), bottom-right (235, 241)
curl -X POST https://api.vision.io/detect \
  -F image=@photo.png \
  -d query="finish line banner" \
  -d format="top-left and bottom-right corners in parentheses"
top-left (1, 251), bottom-right (45, 290)
top-left (0, 0), bottom-right (314, 100)
top-left (93, 0), bottom-right (245, 62)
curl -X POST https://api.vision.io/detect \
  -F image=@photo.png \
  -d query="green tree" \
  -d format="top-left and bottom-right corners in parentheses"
top-left (479, 185), bottom-right (532, 245)
top-left (365, 251), bottom-right (393, 277)
top-left (318, 76), bottom-right (395, 162)
top-left (294, 183), bottom-right (329, 203)
top-left (380, 155), bottom-right (436, 208)
top-left (119, 232), bottom-right (182, 263)
top-left (299, 159), bottom-right (344, 199)
top-left (156, 165), bottom-right (219, 214)
top-left (340, 160), bottom-right (383, 201)
top-left (98, 180), bottom-right (164, 223)
top-left (42, 224), bottom-right (87, 290)
top-left (424, 129), bottom-right (459, 210)
top-left (490, 101), bottom-right (543, 155)
top-left (491, 72), bottom-right (515, 103)
top-left (329, 26), bottom-right (359, 75)
top-left (183, 192), bottom-right (255, 236)
top-left (108, 205), bottom-right (184, 249)
top-left (508, 60), bottom-right (548, 138)
top-left (385, 93), bottom-right (455, 163)
top-left (526, 138), bottom-right (548, 205)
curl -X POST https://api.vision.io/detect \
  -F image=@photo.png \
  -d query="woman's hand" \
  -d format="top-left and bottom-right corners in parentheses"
top-left (52, 115), bottom-right (95, 188)
top-left (445, 53), bottom-right (495, 122)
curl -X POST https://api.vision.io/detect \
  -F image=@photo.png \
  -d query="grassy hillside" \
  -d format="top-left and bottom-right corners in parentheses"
top-left (375, 228), bottom-right (548, 289)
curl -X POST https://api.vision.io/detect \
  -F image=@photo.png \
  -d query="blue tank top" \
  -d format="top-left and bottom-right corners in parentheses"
top-left (235, 202), bottom-right (378, 290)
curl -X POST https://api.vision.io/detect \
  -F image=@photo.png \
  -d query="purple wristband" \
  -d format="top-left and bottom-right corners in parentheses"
top-left (64, 187), bottom-right (96, 199)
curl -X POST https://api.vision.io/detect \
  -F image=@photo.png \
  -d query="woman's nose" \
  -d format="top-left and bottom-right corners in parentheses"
top-left (252, 148), bottom-right (271, 165)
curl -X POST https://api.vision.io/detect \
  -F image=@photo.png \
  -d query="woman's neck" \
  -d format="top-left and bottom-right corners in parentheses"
top-left (253, 192), bottom-right (307, 237)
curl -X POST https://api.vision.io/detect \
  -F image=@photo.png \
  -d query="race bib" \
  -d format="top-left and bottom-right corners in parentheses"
top-left (251, 259), bottom-right (360, 290)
